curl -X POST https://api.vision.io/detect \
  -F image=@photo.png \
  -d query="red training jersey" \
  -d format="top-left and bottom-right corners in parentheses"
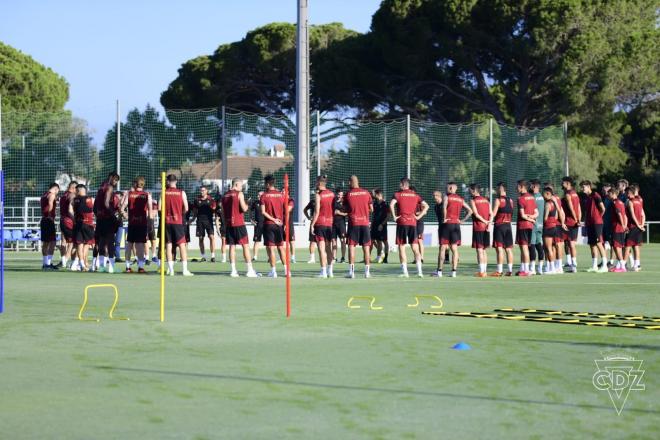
top-left (74, 196), bottom-right (95, 225)
top-left (584, 192), bottom-right (603, 226)
top-left (260, 189), bottom-right (286, 225)
top-left (472, 195), bottom-right (490, 232)
top-left (344, 188), bottom-right (373, 226)
top-left (60, 193), bottom-right (74, 227)
top-left (94, 182), bottom-right (115, 219)
top-left (543, 200), bottom-right (559, 229)
top-left (445, 194), bottom-right (464, 224)
top-left (494, 195), bottom-right (513, 225)
top-left (392, 189), bottom-right (421, 226)
top-left (628, 197), bottom-right (643, 228)
top-left (316, 189), bottom-right (335, 227)
top-left (517, 193), bottom-right (537, 230)
top-left (612, 199), bottom-right (627, 233)
top-left (128, 190), bottom-right (149, 226)
top-left (40, 191), bottom-right (56, 219)
top-left (221, 190), bottom-right (246, 227)
top-left (562, 189), bottom-right (580, 227)
top-left (165, 188), bottom-right (185, 225)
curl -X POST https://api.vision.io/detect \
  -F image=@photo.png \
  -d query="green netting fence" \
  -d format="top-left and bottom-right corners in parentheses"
top-left (0, 107), bottom-right (567, 226)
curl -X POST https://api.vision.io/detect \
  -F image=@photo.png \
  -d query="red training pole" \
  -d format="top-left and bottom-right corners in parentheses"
top-left (283, 174), bottom-right (291, 318)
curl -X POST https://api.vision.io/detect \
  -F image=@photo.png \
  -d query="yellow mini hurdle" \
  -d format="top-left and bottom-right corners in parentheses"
top-left (78, 284), bottom-right (130, 322)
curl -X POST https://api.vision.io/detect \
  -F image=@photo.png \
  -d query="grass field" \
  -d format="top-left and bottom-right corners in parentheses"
top-left (1, 245), bottom-right (658, 439)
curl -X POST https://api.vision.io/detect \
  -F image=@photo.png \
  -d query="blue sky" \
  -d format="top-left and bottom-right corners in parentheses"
top-left (0, 0), bottom-right (382, 144)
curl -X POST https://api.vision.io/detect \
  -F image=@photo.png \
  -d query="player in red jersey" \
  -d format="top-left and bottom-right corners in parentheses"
top-left (545, 182), bottom-right (567, 274)
top-left (390, 178), bottom-right (428, 278)
top-left (58, 181), bottom-right (77, 268)
top-left (438, 182), bottom-right (471, 278)
top-left (343, 175), bottom-right (374, 278)
top-left (39, 183), bottom-right (60, 270)
top-left (608, 188), bottom-right (628, 272)
top-left (94, 172), bottom-right (120, 273)
top-left (70, 184), bottom-right (95, 271)
top-left (164, 174), bottom-right (193, 276)
top-left (260, 175), bottom-right (288, 278)
top-left (490, 182), bottom-right (515, 277)
top-left (624, 184), bottom-right (645, 272)
top-left (222, 178), bottom-right (258, 277)
top-left (561, 176), bottom-right (581, 272)
top-left (515, 180), bottom-right (538, 276)
top-left (122, 176), bottom-right (153, 273)
top-left (580, 181), bottom-right (608, 273)
top-left (541, 187), bottom-right (560, 274)
top-left (310, 175), bottom-right (336, 278)
top-left (469, 184), bottom-right (491, 277)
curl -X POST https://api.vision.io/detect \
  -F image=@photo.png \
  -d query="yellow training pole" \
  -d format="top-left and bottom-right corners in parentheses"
top-left (160, 172), bottom-right (166, 322)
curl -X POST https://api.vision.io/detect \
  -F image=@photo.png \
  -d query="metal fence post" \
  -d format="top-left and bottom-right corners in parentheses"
top-left (563, 121), bottom-right (569, 176)
top-left (489, 118), bottom-right (494, 205)
top-left (116, 99), bottom-right (121, 190)
top-left (221, 105), bottom-right (227, 192)
top-left (316, 110), bottom-right (321, 177)
top-left (406, 114), bottom-right (411, 179)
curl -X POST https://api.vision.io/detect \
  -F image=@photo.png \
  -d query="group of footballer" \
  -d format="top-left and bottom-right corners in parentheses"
top-left (37, 171), bottom-right (646, 278)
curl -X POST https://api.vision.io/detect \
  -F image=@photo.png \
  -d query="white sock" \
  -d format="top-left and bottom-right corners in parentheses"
top-left (42, 256), bottom-right (48, 265)
top-left (99, 256), bottom-right (106, 267)
top-left (508, 263), bottom-right (513, 273)
top-left (109, 257), bottom-right (115, 265)
top-left (168, 261), bottom-right (174, 272)
top-left (416, 261), bottom-right (423, 274)
top-left (231, 262), bottom-right (237, 273)
top-left (572, 257), bottom-right (577, 267)
top-left (521, 263), bottom-right (528, 272)
top-left (349, 263), bottom-right (355, 274)
top-left (566, 255), bottom-right (573, 266)
top-left (530, 261), bottom-right (536, 273)
top-left (201, 252), bottom-right (206, 259)
top-left (92, 257), bottom-right (97, 268)
top-left (182, 261), bottom-right (188, 272)
top-left (126, 260), bottom-right (131, 269)
top-left (211, 252), bottom-right (215, 258)
top-left (401, 264), bottom-right (408, 274)
top-left (538, 261), bottom-right (544, 272)
top-left (365, 265), bottom-right (370, 274)
top-left (480, 263), bottom-right (487, 273)
top-left (320, 266), bottom-right (327, 276)
top-left (628, 255), bottom-right (634, 267)
top-left (138, 259), bottom-right (144, 269)
top-left (497, 264), bottom-right (503, 273)
top-left (61, 256), bottom-right (68, 266)
top-left (592, 258), bottom-right (598, 268)
top-left (634, 259), bottom-right (640, 268)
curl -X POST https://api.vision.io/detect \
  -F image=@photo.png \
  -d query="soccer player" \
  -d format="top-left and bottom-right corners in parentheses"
top-left (192, 186), bottom-right (217, 262)
top-left (310, 175), bottom-right (336, 278)
top-left (542, 187), bottom-right (560, 274)
top-left (515, 180), bottom-right (538, 276)
top-left (147, 197), bottom-right (159, 264)
top-left (333, 189), bottom-right (347, 263)
top-left (617, 179), bottom-right (629, 203)
top-left (213, 194), bottom-right (228, 263)
top-left (410, 186), bottom-right (425, 263)
top-left (71, 184), bottom-right (95, 271)
top-left (469, 184), bottom-right (491, 277)
top-left (390, 178), bottom-right (428, 278)
top-left (580, 180), bottom-right (608, 273)
top-left (432, 190), bottom-right (446, 274)
top-left (250, 191), bottom-right (265, 262)
top-left (438, 182), bottom-right (471, 278)
top-left (303, 196), bottom-right (318, 264)
top-left (490, 183), bottom-right (514, 276)
top-left (164, 174), bottom-right (193, 276)
top-left (123, 177), bottom-right (153, 273)
top-left (39, 183), bottom-right (60, 270)
top-left (624, 184), bottom-right (645, 272)
top-left (561, 177), bottom-right (581, 272)
top-left (260, 175), bottom-right (288, 278)
top-left (545, 182), bottom-right (567, 274)
top-left (58, 181), bottom-right (77, 268)
top-left (528, 180), bottom-right (545, 275)
top-left (286, 195), bottom-right (296, 264)
top-left (94, 171), bottom-right (120, 273)
top-left (343, 175), bottom-right (374, 278)
top-left (371, 188), bottom-right (389, 264)
top-left (608, 188), bottom-right (628, 272)
top-left (222, 178), bottom-right (258, 277)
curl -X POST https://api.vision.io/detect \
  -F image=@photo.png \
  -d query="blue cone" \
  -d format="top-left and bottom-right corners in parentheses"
top-left (451, 342), bottom-right (471, 350)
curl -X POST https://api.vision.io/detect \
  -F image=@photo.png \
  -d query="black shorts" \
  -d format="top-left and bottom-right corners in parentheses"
top-left (74, 222), bottom-right (95, 245)
top-left (287, 220), bottom-right (296, 241)
top-left (586, 224), bottom-right (604, 246)
top-left (371, 224), bottom-right (388, 241)
top-left (196, 220), bottom-right (214, 238)
top-left (127, 224), bottom-right (148, 244)
top-left (253, 222), bottom-right (264, 242)
top-left (416, 220), bottom-right (424, 238)
top-left (542, 227), bottom-right (557, 239)
top-left (226, 225), bottom-right (249, 245)
top-left (332, 221), bottom-right (346, 239)
top-left (472, 230), bottom-right (490, 249)
top-left (166, 224), bottom-right (187, 245)
top-left (314, 225), bottom-right (333, 242)
top-left (603, 225), bottom-right (613, 244)
top-left (441, 223), bottom-right (461, 246)
top-left (308, 227), bottom-right (315, 242)
top-left (40, 217), bottom-right (57, 242)
top-left (612, 231), bottom-right (626, 248)
top-left (60, 220), bottom-right (75, 243)
top-left (516, 228), bottom-right (532, 246)
top-left (219, 222), bottom-right (227, 237)
top-left (147, 218), bottom-right (156, 241)
top-left (563, 225), bottom-right (579, 242)
top-left (626, 227), bottom-right (642, 247)
top-left (395, 225), bottom-right (418, 245)
top-left (347, 225), bottom-right (371, 246)
top-left (493, 223), bottom-right (513, 249)
top-left (264, 224), bottom-right (284, 246)
top-left (96, 218), bottom-right (116, 237)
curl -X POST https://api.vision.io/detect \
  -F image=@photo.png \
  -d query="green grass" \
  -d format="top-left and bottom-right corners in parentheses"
top-left (1, 245), bottom-right (659, 439)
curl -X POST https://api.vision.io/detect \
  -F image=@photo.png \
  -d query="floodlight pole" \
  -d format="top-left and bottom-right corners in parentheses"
top-left (295, 0), bottom-right (310, 222)
top-left (406, 115), bottom-right (411, 179)
top-left (221, 105), bottom-right (227, 192)
top-left (116, 99), bottom-right (121, 190)
top-left (489, 118), bottom-right (493, 205)
top-left (316, 110), bottom-right (321, 177)
top-left (563, 121), bottom-right (569, 175)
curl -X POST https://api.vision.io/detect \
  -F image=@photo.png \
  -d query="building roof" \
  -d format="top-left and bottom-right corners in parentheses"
top-left (170, 156), bottom-right (293, 181)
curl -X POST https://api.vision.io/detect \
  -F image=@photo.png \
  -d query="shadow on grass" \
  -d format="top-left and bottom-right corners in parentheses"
top-left (94, 365), bottom-right (658, 415)
top-left (520, 338), bottom-right (660, 352)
